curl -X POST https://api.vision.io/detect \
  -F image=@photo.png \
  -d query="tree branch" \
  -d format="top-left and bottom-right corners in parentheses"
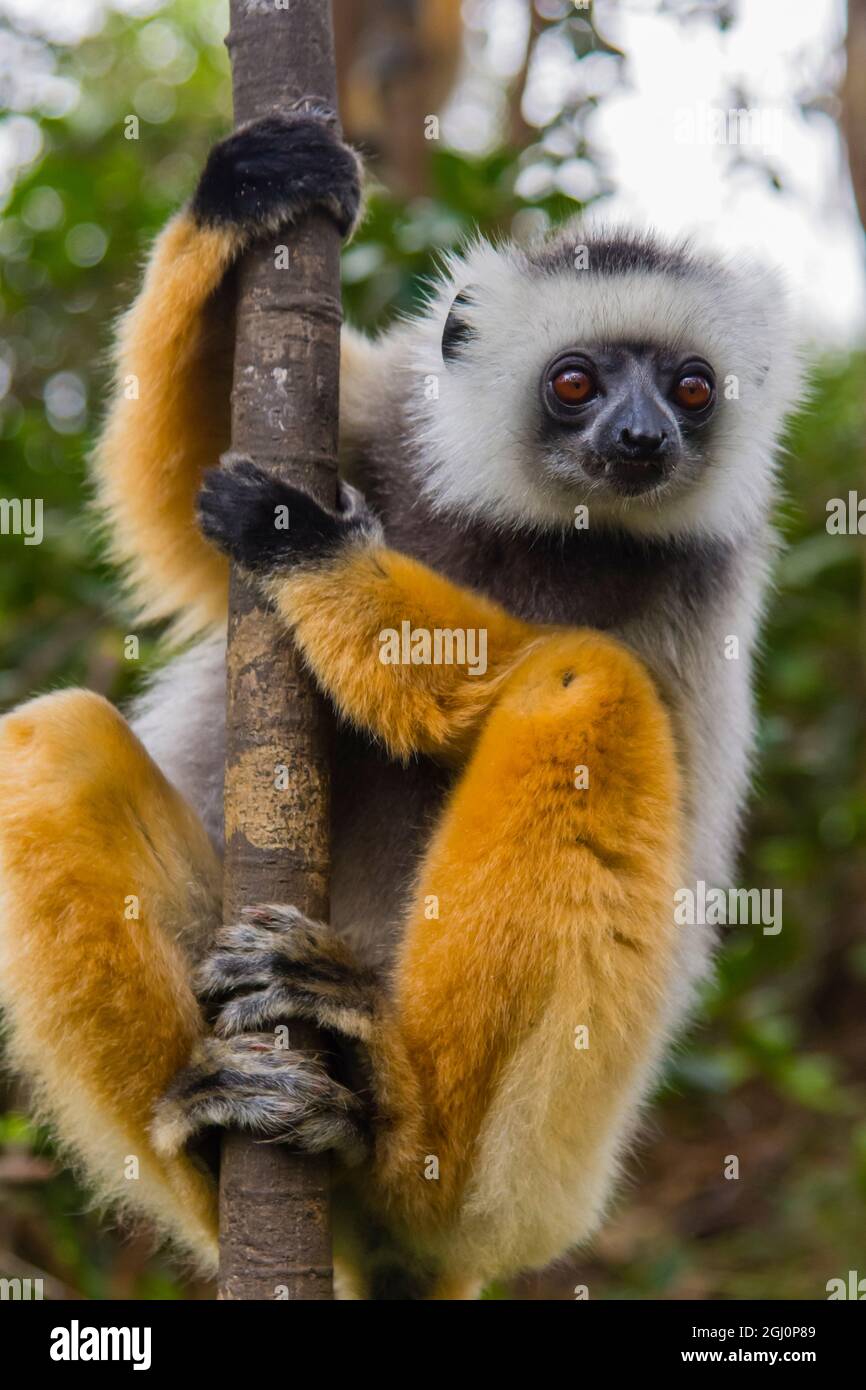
top-left (218, 0), bottom-right (340, 1302)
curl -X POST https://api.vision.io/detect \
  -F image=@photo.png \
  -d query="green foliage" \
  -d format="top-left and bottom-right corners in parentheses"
top-left (0, 2), bottom-right (231, 711)
top-left (0, 1), bottom-right (863, 1300)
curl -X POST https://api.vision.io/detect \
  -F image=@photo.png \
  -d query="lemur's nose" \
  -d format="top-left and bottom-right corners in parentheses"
top-left (619, 426), bottom-right (667, 456)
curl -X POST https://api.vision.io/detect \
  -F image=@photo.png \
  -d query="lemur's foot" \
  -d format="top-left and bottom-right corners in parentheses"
top-left (197, 459), bottom-right (380, 575)
top-left (196, 904), bottom-right (380, 1045)
top-left (152, 1032), bottom-right (368, 1165)
top-left (191, 112), bottom-right (362, 238)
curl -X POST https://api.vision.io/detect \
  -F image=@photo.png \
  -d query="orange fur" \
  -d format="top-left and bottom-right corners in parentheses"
top-left (0, 530), bottom-right (683, 1290)
top-left (93, 214), bottom-right (237, 639)
top-left (272, 546), bottom-right (683, 1283)
top-left (92, 209), bottom-right (382, 642)
top-left (2, 187), bottom-right (686, 1290)
top-left (268, 546), bottom-right (536, 761)
top-left (0, 691), bottom-right (220, 1270)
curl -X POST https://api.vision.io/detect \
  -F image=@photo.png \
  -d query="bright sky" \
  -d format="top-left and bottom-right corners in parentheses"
top-left (454, 0), bottom-right (866, 346)
top-left (2, 0), bottom-right (865, 345)
top-left (591, 0), bottom-right (866, 346)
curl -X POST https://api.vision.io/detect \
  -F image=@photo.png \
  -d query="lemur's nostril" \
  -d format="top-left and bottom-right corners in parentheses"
top-left (620, 427), bottom-right (666, 455)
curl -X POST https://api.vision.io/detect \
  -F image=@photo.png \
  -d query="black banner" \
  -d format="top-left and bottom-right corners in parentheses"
top-left (3, 1297), bottom-right (860, 1375)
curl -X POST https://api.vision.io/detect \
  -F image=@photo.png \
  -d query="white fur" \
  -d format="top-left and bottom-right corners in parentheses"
top-left (401, 224), bottom-right (803, 544)
top-left (375, 224), bottom-right (804, 912)
top-left (129, 636), bottom-right (227, 854)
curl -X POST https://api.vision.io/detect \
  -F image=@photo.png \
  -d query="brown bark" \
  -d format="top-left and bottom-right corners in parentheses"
top-left (218, 0), bottom-right (341, 1301)
top-left (332, 0), bottom-right (464, 194)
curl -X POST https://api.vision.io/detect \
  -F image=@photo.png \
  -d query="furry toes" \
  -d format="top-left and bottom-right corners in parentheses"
top-left (197, 459), bottom-right (379, 576)
top-left (195, 904), bottom-right (380, 1044)
top-left (191, 112), bottom-right (362, 238)
top-left (152, 1033), bottom-right (369, 1166)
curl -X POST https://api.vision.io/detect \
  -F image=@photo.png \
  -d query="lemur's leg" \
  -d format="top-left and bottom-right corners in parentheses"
top-left (0, 690), bottom-right (364, 1272)
top-left (0, 691), bottom-right (219, 1267)
top-left (173, 629), bottom-right (683, 1288)
top-left (191, 462), bottom-right (684, 1289)
top-left (92, 113), bottom-right (369, 638)
top-left (376, 627), bottom-right (682, 1277)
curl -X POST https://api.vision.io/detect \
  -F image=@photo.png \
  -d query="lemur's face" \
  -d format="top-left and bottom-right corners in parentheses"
top-left (417, 230), bottom-right (801, 540)
top-left (539, 342), bottom-right (716, 501)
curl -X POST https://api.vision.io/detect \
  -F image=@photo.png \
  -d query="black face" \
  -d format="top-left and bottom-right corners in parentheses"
top-left (539, 342), bottom-right (717, 497)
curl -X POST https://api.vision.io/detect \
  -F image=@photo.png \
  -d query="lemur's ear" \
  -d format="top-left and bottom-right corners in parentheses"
top-left (442, 288), bottom-right (478, 364)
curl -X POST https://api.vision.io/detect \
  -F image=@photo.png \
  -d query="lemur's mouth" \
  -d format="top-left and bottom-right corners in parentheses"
top-left (541, 448), bottom-right (675, 504)
top-left (605, 456), bottom-right (671, 496)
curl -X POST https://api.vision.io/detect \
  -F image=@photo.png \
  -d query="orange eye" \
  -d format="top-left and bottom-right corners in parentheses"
top-left (673, 373), bottom-right (713, 411)
top-left (551, 368), bottom-right (596, 406)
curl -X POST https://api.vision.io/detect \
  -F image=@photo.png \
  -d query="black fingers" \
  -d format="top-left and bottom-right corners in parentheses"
top-left (152, 1034), bottom-right (369, 1166)
top-left (195, 904), bottom-right (380, 1044)
top-left (197, 459), bottom-right (377, 576)
top-left (191, 113), bottom-right (362, 238)
top-left (152, 907), bottom-right (383, 1167)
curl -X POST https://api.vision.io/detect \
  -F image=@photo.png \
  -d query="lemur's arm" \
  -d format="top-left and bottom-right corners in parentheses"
top-left (93, 114), bottom-right (376, 640)
top-left (197, 462), bottom-right (539, 762)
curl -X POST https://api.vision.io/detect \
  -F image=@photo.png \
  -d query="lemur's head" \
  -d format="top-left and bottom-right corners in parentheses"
top-left (408, 225), bottom-right (802, 541)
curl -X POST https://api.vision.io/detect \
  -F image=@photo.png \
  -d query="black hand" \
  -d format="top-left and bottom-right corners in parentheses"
top-left (191, 112), bottom-right (362, 238)
top-left (197, 459), bottom-right (376, 574)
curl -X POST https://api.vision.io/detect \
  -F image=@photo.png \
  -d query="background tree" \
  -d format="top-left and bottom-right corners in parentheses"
top-left (333, 0), bottom-right (464, 195)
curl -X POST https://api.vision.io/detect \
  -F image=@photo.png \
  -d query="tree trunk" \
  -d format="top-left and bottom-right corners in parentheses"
top-left (332, 0), bottom-right (464, 194)
top-left (218, 0), bottom-right (341, 1301)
